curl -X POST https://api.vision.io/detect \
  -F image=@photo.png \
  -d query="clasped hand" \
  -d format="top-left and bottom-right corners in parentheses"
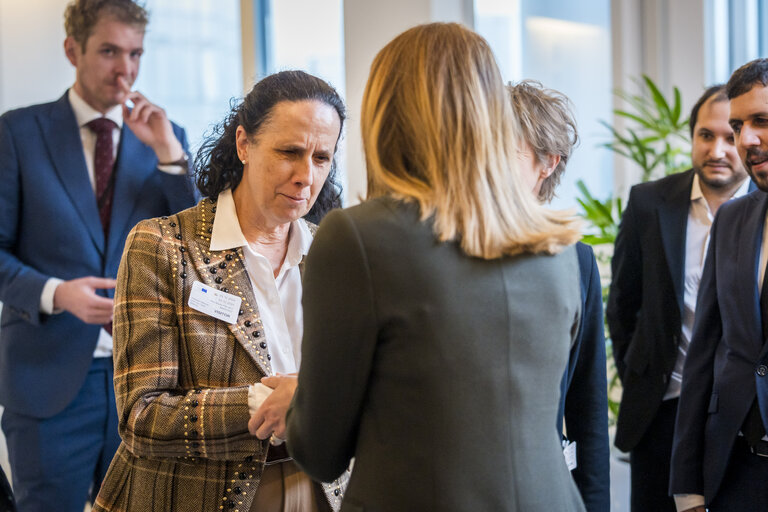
top-left (248, 374), bottom-right (298, 441)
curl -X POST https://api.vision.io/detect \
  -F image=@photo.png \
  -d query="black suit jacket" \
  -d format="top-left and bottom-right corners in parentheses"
top-left (670, 190), bottom-right (768, 502)
top-left (607, 170), bottom-right (694, 452)
top-left (557, 242), bottom-right (610, 512)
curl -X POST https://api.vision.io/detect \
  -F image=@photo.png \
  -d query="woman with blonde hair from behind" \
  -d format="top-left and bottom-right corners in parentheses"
top-left (285, 23), bottom-right (587, 511)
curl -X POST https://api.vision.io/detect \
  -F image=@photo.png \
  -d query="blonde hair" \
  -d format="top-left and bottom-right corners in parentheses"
top-left (362, 23), bottom-right (581, 259)
top-left (508, 80), bottom-right (579, 203)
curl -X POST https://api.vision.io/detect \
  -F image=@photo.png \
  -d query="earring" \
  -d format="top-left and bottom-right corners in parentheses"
top-left (241, 160), bottom-right (246, 165)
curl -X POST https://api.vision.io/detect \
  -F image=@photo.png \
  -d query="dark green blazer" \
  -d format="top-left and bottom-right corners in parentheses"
top-left (287, 197), bottom-right (586, 512)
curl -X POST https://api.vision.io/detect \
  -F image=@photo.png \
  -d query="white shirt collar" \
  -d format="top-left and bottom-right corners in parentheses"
top-left (734, 175), bottom-right (752, 198)
top-left (209, 188), bottom-right (313, 266)
top-left (690, 172), bottom-right (751, 203)
top-left (690, 173), bottom-right (704, 202)
top-left (68, 87), bottom-right (123, 129)
top-left (210, 189), bottom-right (248, 251)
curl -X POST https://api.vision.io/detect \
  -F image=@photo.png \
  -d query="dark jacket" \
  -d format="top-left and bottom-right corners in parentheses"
top-left (607, 170), bottom-right (694, 452)
top-left (671, 189), bottom-right (768, 502)
top-left (288, 197), bottom-right (587, 512)
top-left (557, 242), bottom-right (610, 512)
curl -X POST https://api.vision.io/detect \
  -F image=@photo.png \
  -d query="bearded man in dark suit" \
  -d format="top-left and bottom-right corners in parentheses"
top-left (608, 83), bottom-right (751, 511)
top-left (671, 57), bottom-right (768, 512)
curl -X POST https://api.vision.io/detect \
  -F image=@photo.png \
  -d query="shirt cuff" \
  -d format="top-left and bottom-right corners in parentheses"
top-left (40, 277), bottom-right (65, 314)
top-left (674, 494), bottom-right (705, 511)
top-left (248, 382), bottom-right (272, 416)
top-left (156, 163), bottom-right (187, 175)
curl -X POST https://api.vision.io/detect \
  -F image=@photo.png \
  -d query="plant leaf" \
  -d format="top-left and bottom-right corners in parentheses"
top-left (644, 75), bottom-right (672, 121)
top-left (614, 109), bottom-right (656, 130)
top-left (672, 87), bottom-right (682, 123)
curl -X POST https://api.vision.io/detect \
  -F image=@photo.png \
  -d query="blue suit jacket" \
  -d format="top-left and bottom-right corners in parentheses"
top-left (670, 189), bottom-right (768, 503)
top-left (0, 92), bottom-right (197, 419)
top-left (557, 242), bottom-right (610, 512)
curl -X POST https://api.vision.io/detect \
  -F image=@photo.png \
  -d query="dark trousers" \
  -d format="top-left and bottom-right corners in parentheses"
top-left (0, 466), bottom-right (15, 512)
top-left (709, 436), bottom-right (768, 511)
top-left (1, 357), bottom-right (119, 512)
top-left (630, 397), bottom-right (677, 512)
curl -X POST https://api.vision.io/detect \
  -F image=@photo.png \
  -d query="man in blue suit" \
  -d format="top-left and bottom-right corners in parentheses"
top-left (509, 81), bottom-right (610, 512)
top-left (0, 1), bottom-right (196, 510)
top-left (670, 58), bottom-right (768, 512)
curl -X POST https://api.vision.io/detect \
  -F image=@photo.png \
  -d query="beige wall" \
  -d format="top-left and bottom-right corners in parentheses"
top-left (342, 0), bottom-right (474, 204)
top-left (0, 0), bottom-right (74, 112)
top-left (611, 0), bottom-right (708, 197)
top-left (0, 0), bottom-right (73, 484)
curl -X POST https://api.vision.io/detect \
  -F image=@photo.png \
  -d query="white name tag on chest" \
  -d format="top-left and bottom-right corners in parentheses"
top-left (188, 280), bottom-right (242, 324)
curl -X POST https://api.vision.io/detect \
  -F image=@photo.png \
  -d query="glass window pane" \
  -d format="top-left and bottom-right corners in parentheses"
top-left (259, 0), bottom-right (346, 201)
top-left (264, 0), bottom-right (345, 95)
top-left (728, 0), bottom-right (759, 73)
top-left (134, 0), bottom-right (243, 153)
top-left (761, 0), bottom-right (768, 56)
top-left (476, 0), bottom-right (613, 209)
top-left (706, 0), bottom-right (731, 84)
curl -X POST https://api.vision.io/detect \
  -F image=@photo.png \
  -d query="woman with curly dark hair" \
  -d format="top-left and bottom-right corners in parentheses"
top-left (195, 71), bottom-right (344, 223)
top-left (94, 70), bottom-right (348, 512)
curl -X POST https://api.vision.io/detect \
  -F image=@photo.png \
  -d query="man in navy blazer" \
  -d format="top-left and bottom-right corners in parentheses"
top-left (670, 58), bottom-right (768, 512)
top-left (0, 1), bottom-right (196, 510)
top-left (608, 84), bottom-right (751, 512)
top-left (509, 81), bottom-right (610, 512)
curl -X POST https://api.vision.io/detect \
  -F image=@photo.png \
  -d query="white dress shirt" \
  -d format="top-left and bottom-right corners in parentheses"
top-left (39, 88), bottom-right (124, 357)
top-left (665, 174), bottom-right (750, 400)
top-left (208, 189), bottom-right (313, 414)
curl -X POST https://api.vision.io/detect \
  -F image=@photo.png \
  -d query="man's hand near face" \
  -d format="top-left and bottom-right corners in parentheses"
top-left (118, 76), bottom-right (184, 164)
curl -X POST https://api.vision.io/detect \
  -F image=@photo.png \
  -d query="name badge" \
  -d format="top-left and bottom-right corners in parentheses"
top-left (562, 440), bottom-right (577, 471)
top-left (188, 280), bottom-right (242, 324)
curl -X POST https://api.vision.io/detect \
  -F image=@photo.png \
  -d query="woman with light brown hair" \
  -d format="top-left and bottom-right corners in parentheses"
top-left (285, 23), bottom-right (587, 511)
top-left (509, 80), bottom-right (611, 512)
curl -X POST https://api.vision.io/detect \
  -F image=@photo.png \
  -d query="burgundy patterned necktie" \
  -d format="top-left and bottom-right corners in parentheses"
top-left (86, 117), bottom-right (117, 238)
top-left (86, 117), bottom-right (117, 335)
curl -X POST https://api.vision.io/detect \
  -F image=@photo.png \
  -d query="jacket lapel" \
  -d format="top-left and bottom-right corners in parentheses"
top-left (190, 200), bottom-right (273, 376)
top-left (657, 170), bottom-right (694, 316)
top-left (298, 220), bottom-right (318, 278)
top-left (107, 125), bottom-right (157, 258)
top-left (39, 93), bottom-right (105, 254)
top-left (743, 192), bottom-right (768, 358)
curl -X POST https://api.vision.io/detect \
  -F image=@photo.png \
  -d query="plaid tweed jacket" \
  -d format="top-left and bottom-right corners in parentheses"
top-left (93, 198), bottom-right (348, 512)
